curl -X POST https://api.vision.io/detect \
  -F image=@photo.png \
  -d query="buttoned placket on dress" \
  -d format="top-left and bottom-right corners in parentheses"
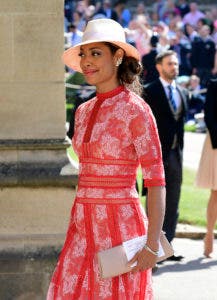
top-left (83, 86), bottom-right (125, 144)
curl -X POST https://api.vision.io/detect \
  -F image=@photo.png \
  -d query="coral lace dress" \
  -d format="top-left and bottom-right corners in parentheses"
top-left (47, 86), bottom-right (165, 300)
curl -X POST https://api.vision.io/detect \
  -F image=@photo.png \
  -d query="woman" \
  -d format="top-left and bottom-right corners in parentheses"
top-left (47, 18), bottom-right (165, 299)
top-left (128, 14), bottom-right (152, 58)
top-left (196, 79), bottom-right (217, 258)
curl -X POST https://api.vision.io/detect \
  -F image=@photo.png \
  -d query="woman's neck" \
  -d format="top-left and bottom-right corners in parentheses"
top-left (96, 81), bottom-right (121, 94)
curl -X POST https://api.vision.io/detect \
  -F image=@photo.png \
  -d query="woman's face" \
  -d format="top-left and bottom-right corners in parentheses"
top-left (79, 42), bottom-right (121, 92)
top-left (186, 24), bottom-right (193, 34)
top-left (73, 11), bottom-right (80, 21)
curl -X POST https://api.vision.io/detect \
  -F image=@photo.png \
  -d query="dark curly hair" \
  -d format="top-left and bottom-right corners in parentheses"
top-left (104, 42), bottom-right (143, 96)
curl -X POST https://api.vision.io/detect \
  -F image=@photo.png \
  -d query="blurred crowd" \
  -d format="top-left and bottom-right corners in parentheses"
top-left (64, 0), bottom-right (217, 124)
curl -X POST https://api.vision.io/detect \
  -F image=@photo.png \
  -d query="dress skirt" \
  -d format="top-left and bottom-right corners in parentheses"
top-left (47, 196), bottom-right (153, 300)
top-left (196, 133), bottom-right (217, 190)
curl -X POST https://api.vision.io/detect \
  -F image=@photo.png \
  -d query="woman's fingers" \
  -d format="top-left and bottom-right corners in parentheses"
top-left (128, 251), bottom-right (139, 266)
top-left (129, 249), bottom-right (157, 273)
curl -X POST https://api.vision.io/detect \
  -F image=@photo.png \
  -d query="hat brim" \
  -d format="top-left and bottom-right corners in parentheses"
top-left (62, 40), bottom-right (140, 73)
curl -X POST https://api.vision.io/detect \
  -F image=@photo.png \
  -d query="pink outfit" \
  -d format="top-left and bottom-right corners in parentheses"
top-left (132, 29), bottom-right (152, 58)
top-left (183, 11), bottom-right (205, 27)
top-left (196, 133), bottom-right (217, 190)
top-left (47, 86), bottom-right (165, 299)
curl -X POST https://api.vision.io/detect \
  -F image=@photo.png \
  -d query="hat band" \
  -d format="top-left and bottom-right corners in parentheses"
top-left (82, 31), bottom-right (126, 43)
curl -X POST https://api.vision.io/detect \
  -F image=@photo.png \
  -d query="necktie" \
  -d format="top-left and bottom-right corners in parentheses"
top-left (168, 85), bottom-right (177, 112)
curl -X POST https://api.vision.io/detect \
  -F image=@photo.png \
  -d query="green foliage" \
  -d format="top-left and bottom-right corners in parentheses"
top-left (67, 146), bottom-right (79, 162)
top-left (184, 122), bottom-right (196, 132)
top-left (65, 72), bottom-right (86, 122)
top-left (179, 168), bottom-right (212, 228)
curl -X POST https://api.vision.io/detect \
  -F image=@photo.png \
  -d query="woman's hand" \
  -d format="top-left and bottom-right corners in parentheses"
top-left (128, 248), bottom-right (157, 273)
top-left (127, 185), bottom-right (165, 273)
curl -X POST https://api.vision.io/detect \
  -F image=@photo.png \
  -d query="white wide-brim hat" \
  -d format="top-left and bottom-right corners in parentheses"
top-left (62, 18), bottom-right (140, 73)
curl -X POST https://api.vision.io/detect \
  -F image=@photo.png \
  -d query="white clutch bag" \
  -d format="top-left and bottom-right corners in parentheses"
top-left (97, 231), bottom-right (174, 279)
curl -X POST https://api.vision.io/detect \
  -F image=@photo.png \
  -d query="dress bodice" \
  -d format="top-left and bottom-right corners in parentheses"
top-left (72, 86), bottom-right (165, 198)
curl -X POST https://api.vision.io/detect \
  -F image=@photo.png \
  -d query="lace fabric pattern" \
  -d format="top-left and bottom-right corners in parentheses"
top-left (47, 86), bottom-right (165, 300)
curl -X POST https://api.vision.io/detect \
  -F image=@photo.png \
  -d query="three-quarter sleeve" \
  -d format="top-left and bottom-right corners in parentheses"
top-left (129, 99), bottom-right (165, 187)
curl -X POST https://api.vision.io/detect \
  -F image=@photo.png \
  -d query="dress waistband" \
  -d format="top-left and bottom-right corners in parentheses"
top-left (75, 197), bottom-right (140, 204)
top-left (78, 175), bottom-right (136, 188)
top-left (80, 157), bottom-right (138, 166)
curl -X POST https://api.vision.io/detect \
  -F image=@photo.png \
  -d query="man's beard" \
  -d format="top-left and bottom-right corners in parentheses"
top-left (162, 69), bottom-right (178, 80)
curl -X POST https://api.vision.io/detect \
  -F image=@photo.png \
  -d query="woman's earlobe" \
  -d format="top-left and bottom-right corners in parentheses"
top-left (116, 57), bottom-right (123, 67)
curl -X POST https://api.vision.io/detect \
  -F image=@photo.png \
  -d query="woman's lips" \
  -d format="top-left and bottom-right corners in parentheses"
top-left (83, 69), bottom-right (97, 76)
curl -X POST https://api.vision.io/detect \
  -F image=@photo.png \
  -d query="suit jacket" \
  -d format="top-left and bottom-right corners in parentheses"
top-left (191, 37), bottom-right (216, 70)
top-left (143, 79), bottom-right (189, 161)
top-left (96, 8), bottom-right (118, 22)
top-left (141, 49), bottom-right (159, 84)
top-left (204, 79), bottom-right (217, 149)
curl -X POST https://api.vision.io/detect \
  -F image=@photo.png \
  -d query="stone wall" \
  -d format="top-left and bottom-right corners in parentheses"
top-left (0, 0), bottom-right (65, 139)
top-left (0, 2), bottom-right (78, 298)
top-left (0, 0), bottom-right (78, 234)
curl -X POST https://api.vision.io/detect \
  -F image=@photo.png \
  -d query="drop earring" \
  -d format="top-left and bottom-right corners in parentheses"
top-left (116, 57), bottom-right (123, 67)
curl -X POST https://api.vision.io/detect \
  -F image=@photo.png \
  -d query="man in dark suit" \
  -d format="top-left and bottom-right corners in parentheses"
top-left (141, 34), bottom-right (159, 84)
top-left (191, 25), bottom-right (216, 88)
top-left (143, 50), bottom-right (189, 260)
top-left (95, 0), bottom-right (119, 21)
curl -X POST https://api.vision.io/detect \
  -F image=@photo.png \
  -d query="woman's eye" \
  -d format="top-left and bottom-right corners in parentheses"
top-left (78, 50), bottom-right (101, 57)
top-left (92, 51), bottom-right (101, 57)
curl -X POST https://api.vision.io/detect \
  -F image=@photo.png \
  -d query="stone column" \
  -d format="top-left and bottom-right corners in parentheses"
top-left (0, 0), bottom-right (78, 239)
top-left (0, 1), bottom-right (66, 140)
top-left (0, 1), bottom-right (78, 298)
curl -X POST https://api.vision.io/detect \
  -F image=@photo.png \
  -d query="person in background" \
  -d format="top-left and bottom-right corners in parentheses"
top-left (183, 2), bottom-right (205, 28)
top-left (154, 21), bottom-right (171, 53)
top-left (96, 0), bottom-right (118, 21)
top-left (191, 24), bottom-right (216, 87)
top-left (47, 18), bottom-right (165, 299)
top-left (176, 0), bottom-right (190, 18)
top-left (114, 0), bottom-right (131, 28)
top-left (143, 50), bottom-right (189, 261)
top-left (189, 74), bottom-right (201, 91)
top-left (184, 23), bottom-right (199, 42)
top-left (162, 0), bottom-right (181, 25)
top-left (150, 11), bottom-right (160, 27)
top-left (66, 23), bottom-right (83, 48)
top-left (64, 0), bottom-right (74, 23)
top-left (196, 17), bottom-right (214, 34)
top-left (169, 28), bottom-right (192, 76)
top-left (187, 75), bottom-right (205, 120)
top-left (84, 5), bottom-right (96, 23)
top-left (128, 14), bottom-right (152, 58)
top-left (196, 79), bottom-right (217, 258)
top-left (152, 0), bottom-right (167, 22)
top-left (141, 34), bottom-right (159, 84)
top-left (167, 15), bottom-right (182, 40)
top-left (73, 10), bottom-right (86, 32)
top-left (76, 0), bottom-right (88, 16)
top-left (136, 1), bottom-right (146, 15)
